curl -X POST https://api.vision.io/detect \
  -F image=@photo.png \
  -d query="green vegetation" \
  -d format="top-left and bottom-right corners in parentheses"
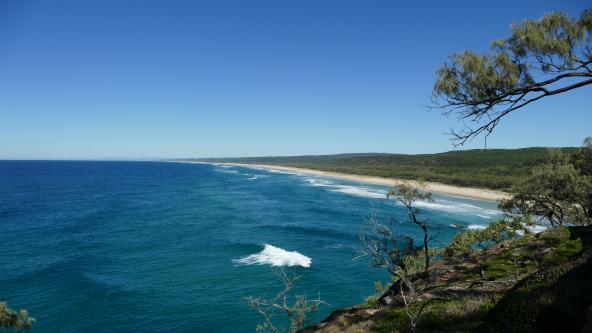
top-left (0, 302), bottom-right (33, 331)
top-left (375, 295), bottom-right (500, 333)
top-left (433, 8), bottom-right (592, 146)
top-left (244, 268), bottom-right (326, 333)
top-left (311, 225), bottom-right (591, 333)
top-left (358, 183), bottom-right (437, 304)
top-left (500, 142), bottom-right (592, 226)
top-left (257, 8), bottom-right (592, 332)
top-left (444, 215), bottom-right (532, 257)
top-left (187, 147), bottom-right (578, 190)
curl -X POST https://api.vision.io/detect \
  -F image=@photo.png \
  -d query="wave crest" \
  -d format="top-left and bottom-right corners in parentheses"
top-left (329, 185), bottom-right (387, 199)
top-left (233, 244), bottom-right (311, 268)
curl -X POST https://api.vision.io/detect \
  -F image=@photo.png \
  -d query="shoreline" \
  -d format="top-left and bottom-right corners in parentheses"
top-left (183, 161), bottom-right (510, 202)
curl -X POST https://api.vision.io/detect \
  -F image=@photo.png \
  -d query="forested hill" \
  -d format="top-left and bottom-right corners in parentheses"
top-left (181, 147), bottom-right (578, 190)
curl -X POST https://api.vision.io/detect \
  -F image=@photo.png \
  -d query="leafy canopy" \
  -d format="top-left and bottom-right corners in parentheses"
top-left (433, 8), bottom-right (592, 146)
top-left (500, 144), bottom-right (592, 226)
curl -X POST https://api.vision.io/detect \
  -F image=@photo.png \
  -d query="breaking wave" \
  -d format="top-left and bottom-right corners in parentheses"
top-left (236, 164), bottom-right (501, 217)
top-left (214, 168), bottom-right (240, 174)
top-left (233, 244), bottom-right (311, 268)
top-left (413, 200), bottom-right (499, 217)
top-left (305, 178), bottom-right (334, 187)
top-left (329, 185), bottom-right (387, 199)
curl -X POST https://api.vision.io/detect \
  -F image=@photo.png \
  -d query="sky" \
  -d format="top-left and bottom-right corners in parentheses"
top-left (0, 0), bottom-right (590, 159)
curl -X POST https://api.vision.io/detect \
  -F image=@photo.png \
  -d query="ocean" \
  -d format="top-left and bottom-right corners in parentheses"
top-left (0, 161), bottom-right (501, 332)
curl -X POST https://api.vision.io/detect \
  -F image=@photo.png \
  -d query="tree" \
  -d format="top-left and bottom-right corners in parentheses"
top-left (499, 146), bottom-right (592, 226)
top-left (444, 216), bottom-right (532, 256)
top-left (0, 302), bottom-right (33, 331)
top-left (357, 184), bottom-right (434, 298)
top-left (433, 8), bottom-right (592, 146)
top-left (388, 184), bottom-right (433, 271)
top-left (358, 215), bottom-right (418, 297)
top-left (244, 268), bottom-right (326, 333)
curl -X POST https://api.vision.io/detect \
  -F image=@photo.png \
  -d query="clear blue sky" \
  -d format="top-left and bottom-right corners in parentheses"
top-left (1, 0), bottom-right (590, 159)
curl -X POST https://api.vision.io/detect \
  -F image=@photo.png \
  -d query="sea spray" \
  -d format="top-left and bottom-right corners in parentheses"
top-left (234, 244), bottom-right (312, 268)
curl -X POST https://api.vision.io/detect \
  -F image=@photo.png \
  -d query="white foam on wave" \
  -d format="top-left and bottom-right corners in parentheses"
top-left (301, 176), bottom-right (387, 198)
top-left (238, 163), bottom-right (501, 218)
top-left (329, 185), bottom-right (387, 199)
top-left (305, 178), bottom-right (334, 187)
top-left (413, 200), bottom-right (500, 217)
top-left (233, 244), bottom-right (312, 268)
top-left (261, 168), bottom-right (304, 176)
top-left (214, 168), bottom-right (240, 174)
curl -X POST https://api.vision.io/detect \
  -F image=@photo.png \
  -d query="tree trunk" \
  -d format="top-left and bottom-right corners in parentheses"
top-left (422, 223), bottom-right (430, 271)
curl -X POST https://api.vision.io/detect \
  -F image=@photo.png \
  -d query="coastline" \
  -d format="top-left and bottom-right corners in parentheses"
top-left (184, 161), bottom-right (510, 202)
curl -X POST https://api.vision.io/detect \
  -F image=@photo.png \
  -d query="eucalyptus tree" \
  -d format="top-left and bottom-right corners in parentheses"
top-left (433, 8), bottom-right (592, 146)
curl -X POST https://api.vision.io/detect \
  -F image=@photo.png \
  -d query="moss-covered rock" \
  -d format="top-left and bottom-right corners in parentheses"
top-left (303, 225), bottom-right (592, 333)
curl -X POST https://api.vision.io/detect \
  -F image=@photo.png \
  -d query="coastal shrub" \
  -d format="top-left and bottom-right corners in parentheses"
top-left (400, 248), bottom-right (443, 275)
top-left (361, 281), bottom-right (390, 309)
top-left (500, 143), bottom-right (592, 226)
top-left (479, 246), bottom-right (592, 332)
top-left (374, 295), bottom-right (499, 333)
top-left (0, 302), bottom-right (33, 330)
top-left (444, 216), bottom-right (532, 256)
top-left (358, 184), bottom-right (436, 297)
top-left (244, 267), bottom-right (327, 333)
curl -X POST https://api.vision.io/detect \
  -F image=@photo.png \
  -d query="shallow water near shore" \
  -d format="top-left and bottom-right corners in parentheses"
top-left (0, 161), bottom-right (500, 332)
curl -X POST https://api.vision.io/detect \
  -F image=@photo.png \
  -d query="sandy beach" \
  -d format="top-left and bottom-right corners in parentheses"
top-left (195, 162), bottom-right (511, 202)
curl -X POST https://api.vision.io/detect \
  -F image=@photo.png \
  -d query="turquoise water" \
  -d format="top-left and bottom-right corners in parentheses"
top-left (0, 161), bottom-right (500, 332)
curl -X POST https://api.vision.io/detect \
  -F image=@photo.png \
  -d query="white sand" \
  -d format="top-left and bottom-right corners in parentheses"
top-left (195, 162), bottom-right (510, 202)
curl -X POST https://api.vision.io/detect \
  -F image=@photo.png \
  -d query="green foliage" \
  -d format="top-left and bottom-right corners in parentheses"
top-left (539, 227), bottom-right (585, 266)
top-left (0, 302), bottom-right (33, 331)
top-left (358, 183), bottom-right (435, 300)
top-left (433, 8), bottom-right (592, 145)
top-left (375, 296), bottom-right (499, 333)
top-left (400, 248), bottom-right (443, 275)
top-left (189, 147), bottom-right (577, 190)
top-left (444, 216), bottom-right (532, 256)
top-left (361, 281), bottom-right (390, 309)
top-left (371, 226), bottom-right (591, 333)
top-left (388, 184), bottom-right (433, 272)
top-left (244, 268), bottom-right (326, 333)
top-left (479, 244), bottom-right (591, 332)
top-left (500, 145), bottom-right (592, 226)
top-left (480, 250), bottom-right (539, 281)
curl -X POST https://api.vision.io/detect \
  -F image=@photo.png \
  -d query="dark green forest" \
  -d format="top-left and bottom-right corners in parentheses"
top-left (185, 147), bottom-right (578, 190)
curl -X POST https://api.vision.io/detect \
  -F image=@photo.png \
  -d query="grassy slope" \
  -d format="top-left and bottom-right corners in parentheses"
top-left (303, 225), bottom-right (592, 333)
top-left (186, 147), bottom-right (577, 190)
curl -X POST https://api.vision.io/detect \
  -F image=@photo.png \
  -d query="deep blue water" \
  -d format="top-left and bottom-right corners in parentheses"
top-left (0, 161), bottom-right (500, 332)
